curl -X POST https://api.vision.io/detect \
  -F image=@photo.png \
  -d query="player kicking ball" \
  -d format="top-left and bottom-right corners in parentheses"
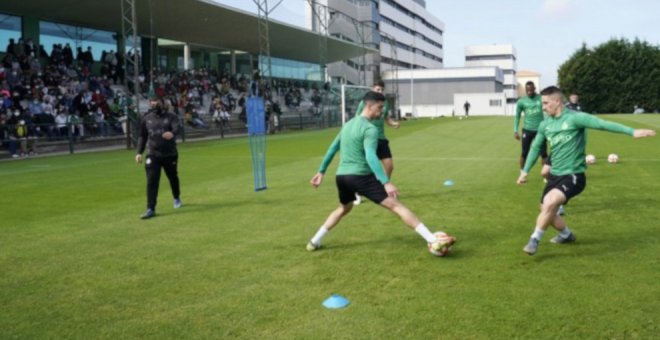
top-left (517, 86), bottom-right (655, 255)
top-left (307, 91), bottom-right (454, 253)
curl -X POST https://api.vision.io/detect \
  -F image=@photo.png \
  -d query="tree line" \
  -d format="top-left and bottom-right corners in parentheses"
top-left (558, 38), bottom-right (660, 113)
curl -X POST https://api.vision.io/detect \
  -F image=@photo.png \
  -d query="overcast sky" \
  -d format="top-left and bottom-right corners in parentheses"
top-left (212, 0), bottom-right (660, 86)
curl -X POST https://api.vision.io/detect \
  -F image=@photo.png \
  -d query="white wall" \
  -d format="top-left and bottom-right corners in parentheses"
top-left (453, 93), bottom-right (508, 116)
top-left (399, 104), bottom-right (454, 118)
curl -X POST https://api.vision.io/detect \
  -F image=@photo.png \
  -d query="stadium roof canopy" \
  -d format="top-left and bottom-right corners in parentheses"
top-left (0, 0), bottom-right (375, 63)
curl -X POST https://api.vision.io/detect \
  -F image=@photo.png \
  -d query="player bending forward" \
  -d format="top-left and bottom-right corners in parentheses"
top-left (306, 91), bottom-right (454, 253)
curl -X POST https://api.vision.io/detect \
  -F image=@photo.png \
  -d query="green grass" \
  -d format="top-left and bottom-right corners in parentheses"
top-left (1, 115), bottom-right (659, 339)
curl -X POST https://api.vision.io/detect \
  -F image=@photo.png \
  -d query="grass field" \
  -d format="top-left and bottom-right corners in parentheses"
top-left (1, 114), bottom-right (659, 339)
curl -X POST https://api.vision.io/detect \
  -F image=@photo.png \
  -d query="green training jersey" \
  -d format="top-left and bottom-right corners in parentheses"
top-left (318, 115), bottom-right (389, 184)
top-left (524, 109), bottom-right (634, 176)
top-left (355, 100), bottom-right (390, 140)
top-left (514, 94), bottom-right (544, 132)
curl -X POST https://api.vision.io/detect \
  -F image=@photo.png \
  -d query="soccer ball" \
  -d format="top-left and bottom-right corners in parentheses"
top-left (608, 153), bottom-right (619, 164)
top-left (585, 154), bottom-right (596, 164)
top-left (428, 231), bottom-right (455, 257)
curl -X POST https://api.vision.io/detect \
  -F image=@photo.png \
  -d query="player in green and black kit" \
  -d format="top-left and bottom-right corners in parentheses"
top-left (352, 80), bottom-right (399, 205)
top-left (517, 86), bottom-right (655, 255)
top-left (306, 91), bottom-right (454, 253)
top-left (514, 81), bottom-right (548, 169)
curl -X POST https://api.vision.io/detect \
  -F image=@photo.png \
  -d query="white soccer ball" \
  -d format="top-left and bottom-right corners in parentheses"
top-left (585, 154), bottom-right (596, 164)
top-left (608, 153), bottom-right (619, 164)
top-left (428, 231), bottom-right (455, 257)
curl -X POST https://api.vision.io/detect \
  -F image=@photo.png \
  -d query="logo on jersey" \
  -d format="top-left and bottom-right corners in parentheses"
top-left (549, 134), bottom-right (572, 147)
top-left (561, 122), bottom-right (569, 130)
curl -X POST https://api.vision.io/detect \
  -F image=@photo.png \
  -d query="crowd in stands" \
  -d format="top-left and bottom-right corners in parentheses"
top-left (1, 37), bottom-right (331, 159)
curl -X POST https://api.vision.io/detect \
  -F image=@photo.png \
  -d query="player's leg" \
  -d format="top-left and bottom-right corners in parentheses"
top-left (523, 189), bottom-right (565, 255)
top-left (377, 139), bottom-right (394, 178)
top-left (520, 129), bottom-right (534, 170)
top-left (549, 174), bottom-right (585, 244)
top-left (162, 155), bottom-right (182, 208)
top-left (356, 174), bottom-right (453, 249)
top-left (379, 197), bottom-right (455, 250)
top-left (307, 175), bottom-right (355, 251)
top-left (308, 203), bottom-right (354, 250)
top-left (142, 156), bottom-right (162, 219)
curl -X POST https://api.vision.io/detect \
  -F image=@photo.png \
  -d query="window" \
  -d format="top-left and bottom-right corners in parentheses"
top-left (40, 21), bottom-right (119, 60)
top-left (490, 99), bottom-right (502, 107)
top-left (0, 13), bottom-right (21, 53)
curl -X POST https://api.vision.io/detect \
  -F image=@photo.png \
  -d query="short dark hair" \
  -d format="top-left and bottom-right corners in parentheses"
top-left (525, 81), bottom-right (535, 87)
top-left (540, 86), bottom-right (562, 96)
top-left (374, 80), bottom-right (385, 88)
top-left (363, 91), bottom-right (386, 103)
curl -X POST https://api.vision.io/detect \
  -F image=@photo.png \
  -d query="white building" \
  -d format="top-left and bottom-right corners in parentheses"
top-left (464, 44), bottom-right (517, 110)
top-left (306, 0), bottom-right (444, 86)
top-left (516, 70), bottom-right (541, 97)
top-left (382, 67), bottom-right (506, 117)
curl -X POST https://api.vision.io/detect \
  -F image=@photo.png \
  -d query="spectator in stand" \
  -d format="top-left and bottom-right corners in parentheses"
top-left (55, 109), bottom-right (68, 138)
top-left (93, 106), bottom-right (108, 137)
top-left (6, 38), bottom-right (17, 56)
top-left (8, 109), bottom-right (36, 156)
top-left (1, 112), bottom-right (19, 158)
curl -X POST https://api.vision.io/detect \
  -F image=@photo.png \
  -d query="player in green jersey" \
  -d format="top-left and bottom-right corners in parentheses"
top-left (306, 91), bottom-right (454, 253)
top-left (352, 80), bottom-right (399, 205)
top-left (517, 86), bottom-right (655, 255)
top-left (514, 81), bottom-right (549, 170)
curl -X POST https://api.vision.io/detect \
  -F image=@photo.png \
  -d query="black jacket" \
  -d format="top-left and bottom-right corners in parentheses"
top-left (136, 110), bottom-right (180, 157)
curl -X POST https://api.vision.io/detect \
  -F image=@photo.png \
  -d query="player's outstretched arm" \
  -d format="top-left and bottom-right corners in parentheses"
top-left (633, 129), bottom-right (656, 138)
top-left (310, 172), bottom-right (324, 188)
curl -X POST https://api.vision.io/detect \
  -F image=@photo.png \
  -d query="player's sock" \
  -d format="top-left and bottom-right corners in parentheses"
top-left (559, 226), bottom-right (572, 238)
top-left (531, 227), bottom-right (545, 241)
top-left (310, 226), bottom-right (329, 245)
top-left (415, 223), bottom-right (436, 243)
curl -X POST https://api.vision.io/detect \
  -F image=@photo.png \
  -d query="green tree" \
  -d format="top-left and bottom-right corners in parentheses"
top-left (558, 38), bottom-right (660, 113)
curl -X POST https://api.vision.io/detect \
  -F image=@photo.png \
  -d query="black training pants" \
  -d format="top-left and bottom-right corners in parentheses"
top-left (145, 154), bottom-right (180, 210)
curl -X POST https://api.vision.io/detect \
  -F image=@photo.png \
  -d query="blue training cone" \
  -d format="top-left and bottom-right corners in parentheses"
top-left (322, 294), bottom-right (350, 309)
top-left (443, 179), bottom-right (454, 187)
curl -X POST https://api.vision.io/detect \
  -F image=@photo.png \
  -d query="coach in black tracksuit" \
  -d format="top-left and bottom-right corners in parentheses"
top-left (135, 99), bottom-right (181, 219)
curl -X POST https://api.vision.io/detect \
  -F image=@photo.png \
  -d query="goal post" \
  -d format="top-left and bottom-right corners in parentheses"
top-left (340, 84), bottom-right (371, 124)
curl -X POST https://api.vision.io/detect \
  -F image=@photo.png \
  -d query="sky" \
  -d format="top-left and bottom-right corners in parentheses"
top-left (212, 0), bottom-right (660, 86)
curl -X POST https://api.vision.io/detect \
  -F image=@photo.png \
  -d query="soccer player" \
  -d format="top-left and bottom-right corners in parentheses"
top-left (352, 80), bottom-right (399, 204)
top-left (306, 91), bottom-right (453, 252)
top-left (514, 81), bottom-right (548, 170)
top-left (135, 98), bottom-right (182, 219)
top-left (517, 86), bottom-right (655, 255)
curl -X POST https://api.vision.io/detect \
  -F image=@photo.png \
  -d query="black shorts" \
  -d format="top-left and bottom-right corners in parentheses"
top-left (521, 129), bottom-right (548, 160)
top-left (376, 139), bottom-right (392, 160)
top-left (336, 174), bottom-right (388, 205)
top-left (541, 173), bottom-right (586, 204)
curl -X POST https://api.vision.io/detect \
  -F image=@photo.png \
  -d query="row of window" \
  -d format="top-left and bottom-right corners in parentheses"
top-left (1, 13), bottom-right (135, 61)
top-left (380, 0), bottom-right (443, 36)
top-left (380, 14), bottom-right (442, 50)
top-left (381, 56), bottom-right (413, 70)
top-left (381, 35), bottom-right (442, 63)
top-left (466, 54), bottom-right (516, 62)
